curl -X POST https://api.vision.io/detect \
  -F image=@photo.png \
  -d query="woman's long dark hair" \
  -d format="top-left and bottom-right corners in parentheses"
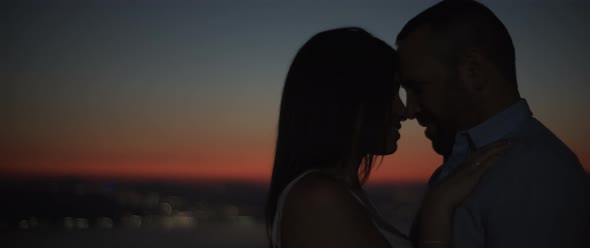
top-left (265, 27), bottom-right (398, 241)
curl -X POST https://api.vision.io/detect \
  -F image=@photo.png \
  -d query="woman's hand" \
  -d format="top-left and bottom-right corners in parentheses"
top-left (418, 139), bottom-right (511, 248)
top-left (426, 139), bottom-right (511, 209)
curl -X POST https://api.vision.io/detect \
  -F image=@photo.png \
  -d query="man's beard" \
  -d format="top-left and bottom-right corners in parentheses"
top-left (429, 124), bottom-right (456, 157)
top-left (418, 112), bottom-right (456, 157)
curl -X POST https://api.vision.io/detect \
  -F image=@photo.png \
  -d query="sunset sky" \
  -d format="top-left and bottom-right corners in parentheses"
top-left (4, 0), bottom-right (590, 184)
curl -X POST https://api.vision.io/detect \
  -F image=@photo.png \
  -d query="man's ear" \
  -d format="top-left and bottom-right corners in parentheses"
top-left (458, 48), bottom-right (487, 93)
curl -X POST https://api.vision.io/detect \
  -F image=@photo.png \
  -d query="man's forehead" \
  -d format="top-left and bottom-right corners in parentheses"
top-left (398, 25), bottom-right (432, 55)
top-left (397, 26), bottom-right (439, 79)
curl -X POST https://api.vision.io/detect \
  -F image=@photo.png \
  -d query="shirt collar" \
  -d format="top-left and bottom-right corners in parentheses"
top-left (457, 99), bottom-right (532, 151)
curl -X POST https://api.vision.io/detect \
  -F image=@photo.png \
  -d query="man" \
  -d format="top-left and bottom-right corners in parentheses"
top-left (396, 1), bottom-right (590, 248)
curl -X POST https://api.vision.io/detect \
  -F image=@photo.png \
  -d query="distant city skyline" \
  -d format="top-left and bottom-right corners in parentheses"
top-left (4, 0), bottom-right (590, 184)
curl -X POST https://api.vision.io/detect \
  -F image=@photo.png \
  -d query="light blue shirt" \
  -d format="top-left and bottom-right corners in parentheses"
top-left (430, 99), bottom-right (532, 185)
top-left (411, 98), bottom-right (590, 248)
top-left (420, 99), bottom-right (590, 248)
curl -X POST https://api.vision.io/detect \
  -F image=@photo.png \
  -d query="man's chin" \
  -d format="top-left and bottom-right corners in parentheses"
top-left (431, 138), bottom-right (453, 156)
top-left (431, 142), bottom-right (446, 155)
top-left (425, 125), bottom-right (455, 156)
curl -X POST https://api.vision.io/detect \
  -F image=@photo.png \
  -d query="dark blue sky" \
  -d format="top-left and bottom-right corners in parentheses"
top-left (4, 0), bottom-right (589, 181)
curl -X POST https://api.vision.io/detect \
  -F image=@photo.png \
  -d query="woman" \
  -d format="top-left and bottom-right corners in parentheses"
top-left (266, 27), bottom-right (507, 248)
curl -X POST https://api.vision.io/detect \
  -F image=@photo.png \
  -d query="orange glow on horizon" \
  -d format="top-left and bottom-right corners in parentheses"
top-left (1, 152), bottom-right (440, 184)
top-left (4, 156), bottom-right (587, 184)
top-left (2, 141), bottom-right (588, 184)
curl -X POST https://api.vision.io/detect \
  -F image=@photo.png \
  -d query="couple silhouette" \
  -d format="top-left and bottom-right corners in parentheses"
top-left (266, 1), bottom-right (590, 248)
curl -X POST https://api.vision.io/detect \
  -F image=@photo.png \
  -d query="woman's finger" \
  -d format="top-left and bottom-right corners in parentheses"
top-left (464, 140), bottom-right (511, 169)
top-left (473, 139), bottom-right (511, 159)
top-left (447, 140), bottom-right (511, 180)
top-left (469, 153), bottom-right (504, 177)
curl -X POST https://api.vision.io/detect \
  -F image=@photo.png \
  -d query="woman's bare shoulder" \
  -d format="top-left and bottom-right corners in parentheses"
top-left (285, 172), bottom-right (354, 207)
top-left (280, 173), bottom-right (389, 248)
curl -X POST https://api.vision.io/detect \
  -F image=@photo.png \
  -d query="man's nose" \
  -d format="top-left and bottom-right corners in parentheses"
top-left (405, 93), bottom-right (420, 120)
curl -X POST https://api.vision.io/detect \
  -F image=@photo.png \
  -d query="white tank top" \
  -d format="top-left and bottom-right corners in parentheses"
top-left (271, 170), bottom-right (413, 248)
